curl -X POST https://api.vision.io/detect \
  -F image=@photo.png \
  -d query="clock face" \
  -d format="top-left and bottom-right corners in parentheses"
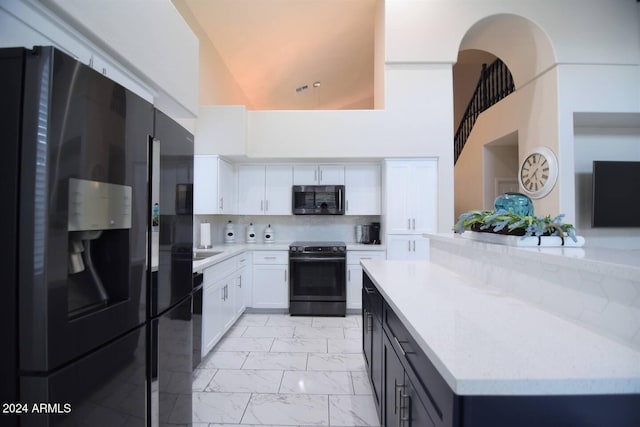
top-left (519, 147), bottom-right (558, 199)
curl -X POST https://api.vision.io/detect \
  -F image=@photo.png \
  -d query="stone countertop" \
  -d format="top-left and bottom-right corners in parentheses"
top-left (193, 242), bottom-right (386, 272)
top-left (426, 233), bottom-right (640, 282)
top-left (361, 259), bottom-right (640, 396)
top-left (192, 243), bottom-right (288, 272)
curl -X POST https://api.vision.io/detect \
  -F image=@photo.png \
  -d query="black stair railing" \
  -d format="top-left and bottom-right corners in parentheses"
top-left (454, 59), bottom-right (515, 163)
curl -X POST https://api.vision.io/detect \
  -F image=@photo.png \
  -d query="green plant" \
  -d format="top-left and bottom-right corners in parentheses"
top-left (453, 209), bottom-right (578, 242)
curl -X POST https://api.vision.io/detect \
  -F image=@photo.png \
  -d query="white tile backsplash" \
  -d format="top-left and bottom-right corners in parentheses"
top-left (195, 214), bottom-right (380, 246)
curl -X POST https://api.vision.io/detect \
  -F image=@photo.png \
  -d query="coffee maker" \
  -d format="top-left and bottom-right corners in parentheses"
top-left (369, 222), bottom-right (381, 244)
top-left (357, 222), bottom-right (381, 244)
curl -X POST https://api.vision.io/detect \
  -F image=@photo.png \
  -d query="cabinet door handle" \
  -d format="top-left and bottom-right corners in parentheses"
top-left (284, 270), bottom-right (287, 281)
top-left (394, 336), bottom-right (412, 358)
top-left (408, 240), bottom-right (411, 252)
top-left (412, 240), bottom-right (416, 252)
top-left (361, 257), bottom-right (372, 260)
top-left (407, 219), bottom-right (411, 230)
top-left (412, 218), bottom-right (415, 230)
top-left (219, 197), bottom-right (223, 210)
top-left (260, 200), bottom-right (264, 212)
top-left (264, 256), bottom-right (276, 260)
top-left (364, 287), bottom-right (375, 295)
top-left (320, 169), bottom-right (323, 182)
top-left (348, 270), bottom-right (351, 281)
top-left (265, 199), bottom-right (269, 212)
top-left (314, 169), bottom-right (318, 182)
top-left (394, 381), bottom-right (405, 415)
top-left (346, 200), bottom-right (349, 212)
top-left (367, 312), bottom-right (373, 332)
top-left (400, 394), bottom-right (411, 425)
top-left (239, 277), bottom-right (242, 288)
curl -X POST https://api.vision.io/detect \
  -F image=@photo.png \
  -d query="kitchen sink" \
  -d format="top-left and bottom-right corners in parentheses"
top-left (193, 251), bottom-right (222, 261)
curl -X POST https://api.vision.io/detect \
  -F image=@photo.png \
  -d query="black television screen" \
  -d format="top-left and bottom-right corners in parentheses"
top-left (592, 161), bottom-right (640, 227)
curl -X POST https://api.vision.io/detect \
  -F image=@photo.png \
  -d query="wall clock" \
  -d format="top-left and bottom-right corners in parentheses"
top-left (518, 146), bottom-right (558, 199)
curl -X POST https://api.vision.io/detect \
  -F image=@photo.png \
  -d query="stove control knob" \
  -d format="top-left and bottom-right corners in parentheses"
top-left (331, 246), bottom-right (337, 252)
top-left (339, 247), bottom-right (345, 252)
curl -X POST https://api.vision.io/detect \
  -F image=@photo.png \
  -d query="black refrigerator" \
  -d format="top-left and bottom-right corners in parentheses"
top-left (0, 46), bottom-right (194, 427)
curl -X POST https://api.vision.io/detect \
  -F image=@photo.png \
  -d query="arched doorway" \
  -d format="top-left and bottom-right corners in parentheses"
top-left (452, 14), bottom-right (557, 219)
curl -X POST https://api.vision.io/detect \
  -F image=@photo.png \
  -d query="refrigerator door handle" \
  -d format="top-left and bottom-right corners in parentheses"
top-left (149, 320), bottom-right (159, 427)
top-left (147, 136), bottom-right (161, 427)
top-left (149, 135), bottom-right (160, 283)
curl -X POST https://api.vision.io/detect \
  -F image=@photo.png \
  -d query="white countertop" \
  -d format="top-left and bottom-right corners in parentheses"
top-left (193, 242), bottom-right (385, 272)
top-left (361, 259), bottom-right (640, 396)
top-left (426, 233), bottom-right (640, 282)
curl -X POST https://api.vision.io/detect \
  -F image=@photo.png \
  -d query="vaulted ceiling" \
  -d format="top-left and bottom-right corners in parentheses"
top-left (176, 0), bottom-right (377, 110)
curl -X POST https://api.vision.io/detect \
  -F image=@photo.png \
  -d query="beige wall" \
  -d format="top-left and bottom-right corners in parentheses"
top-left (173, 0), bottom-right (254, 108)
top-left (455, 68), bottom-right (560, 218)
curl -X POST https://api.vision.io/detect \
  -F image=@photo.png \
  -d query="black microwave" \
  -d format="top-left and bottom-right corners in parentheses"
top-left (292, 185), bottom-right (345, 215)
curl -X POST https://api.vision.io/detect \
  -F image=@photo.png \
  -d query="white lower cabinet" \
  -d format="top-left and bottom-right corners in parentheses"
top-left (201, 253), bottom-right (248, 358)
top-left (346, 251), bottom-right (386, 309)
top-left (234, 254), bottom-right (251, 317)
top-left (221, 279), bottom-right (235, 332)
top-left (202, 279), bottom-right (224, 356)
top-left (252, 251), bottom-right (289, 309)
top-left (385, 235), bottom-right (430, 260)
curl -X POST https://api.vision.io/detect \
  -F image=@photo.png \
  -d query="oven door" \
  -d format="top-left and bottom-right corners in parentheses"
top-left (289, 257), bottom-right (346, 301)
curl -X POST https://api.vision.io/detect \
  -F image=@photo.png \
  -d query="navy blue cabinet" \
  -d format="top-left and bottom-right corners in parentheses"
top-left (362, 274), bottom-right (383, 421)
top-left (363, 271), bottom-right (640, 427)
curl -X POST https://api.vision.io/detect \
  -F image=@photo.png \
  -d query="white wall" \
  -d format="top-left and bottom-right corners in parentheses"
top-left (195, 106), bottom-right (247, 156)
top-left (247, 64), bottom-right (455, 233)
top-left (172, 0), bottom-right (254, 108)
top-left (573, 119), bottom-right (640, 249)
top-left (43, 0), bottom-right (199, 118)
top-left (0, 0), bottom-right (198, 119)
top-left (447, 1), bottom-right (640, 249)
top-left (556, 64), bottom-right (640, 226)
top-left (384, 0), bottom-right (638, 65)
top-left (0, 1), bottom-right (156, 103)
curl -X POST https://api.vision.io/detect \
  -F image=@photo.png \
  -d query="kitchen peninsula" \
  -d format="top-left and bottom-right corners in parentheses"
top-left (361, 234), bottom-right (640, 426)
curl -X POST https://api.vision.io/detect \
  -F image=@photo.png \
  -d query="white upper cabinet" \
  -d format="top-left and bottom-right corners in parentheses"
top-left (345, 164), bottom-right (381, 215)
top-left (194, 155), bottom-right (236, 215)
top-left (293, 164), bottom-right (345, 185)
top-left (219, 159), bottom-right (236, 214)
top-left (237, 165), bottom-right (292, 215)
top-left (384, 159), bottom-right (437, 234)
top-left (265, 165), bottom-right (293, 214)
top-left (237, 165), bottom-right (264, 215)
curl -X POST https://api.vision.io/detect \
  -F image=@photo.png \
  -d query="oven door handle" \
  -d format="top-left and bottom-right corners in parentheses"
top-left (290, 257), bottom-right (346, 262)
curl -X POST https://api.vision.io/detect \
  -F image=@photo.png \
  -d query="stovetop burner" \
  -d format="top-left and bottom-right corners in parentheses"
top-left (290, 241), bottom-right (346, 248)
top-left (289, 241), bottom-right (346, 256)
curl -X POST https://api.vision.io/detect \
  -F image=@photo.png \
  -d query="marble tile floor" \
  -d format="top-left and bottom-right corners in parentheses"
top-left (191, 313), bottom-right (380, 427)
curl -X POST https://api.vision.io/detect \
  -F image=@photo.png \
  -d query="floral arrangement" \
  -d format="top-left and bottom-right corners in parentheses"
top-left (453, 209), bottom-right (578, 242)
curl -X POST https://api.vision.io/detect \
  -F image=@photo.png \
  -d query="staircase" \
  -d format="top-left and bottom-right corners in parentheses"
top-left (454, 59), bottom-right (515, 163)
